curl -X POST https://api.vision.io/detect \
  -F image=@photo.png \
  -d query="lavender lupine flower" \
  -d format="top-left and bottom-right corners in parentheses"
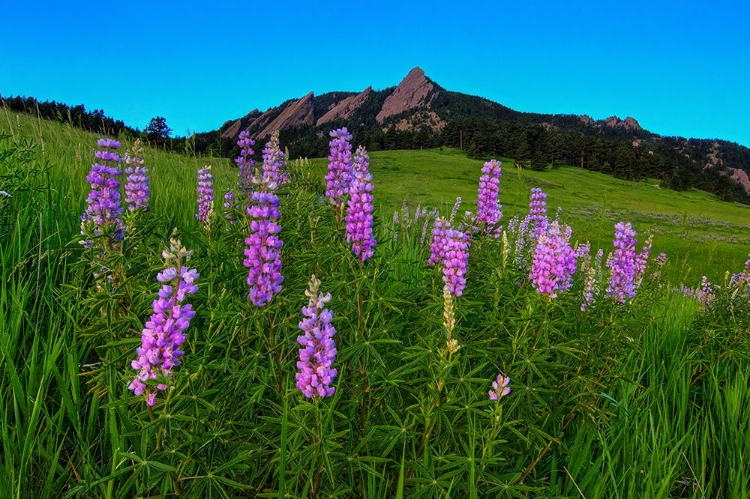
top-left (345, 146), bottom-right (376, 261)
top-left (324, 127), bottom-right (353, 211)
top-left (449, 197), bottom-right (462, 223)
top-left (633, 235), bottom-right (653, 286)
top-left (129, 238), bottom-right (198, 406)
top-left (261, 130), bottom-right (288, 187)
top-left (528, 187), bottom-right (548, 236)
top-left (236, 131), bottom-right (256, 195)
top-left (123, 139), bottom-right (149, 211)
top-left (442, 229), bottom-right (471, 297)
top-left (476, 159), bottom-right (502, 235)
top-left (698, 276), bottom-right (715, 309)
top-left (581, 249), bottom-right (603, 311)
top-left (428, 217), bottom-right (451, 265)
top-left (529, 221), bottom-right (577, 299)
top-left (244, 136), bottom-right (284, 306)
top-left (606, 222), bottom-right (638, 304)
top-left (296, 275), bottom-right (338, 398)
top-left (80, 138), bottom-right (124, 247)
top-left (656, 252), bottom-right (667, 266)
top-left (489, 374), bottom-right (511, 400)
top-left (196, 166), bottom-right (214, 228)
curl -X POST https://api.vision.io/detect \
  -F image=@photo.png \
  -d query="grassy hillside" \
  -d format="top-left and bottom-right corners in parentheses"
top-left (311, 148), bottom-right (750, 283)
top-left (2, 108), bottom-right (747, 284)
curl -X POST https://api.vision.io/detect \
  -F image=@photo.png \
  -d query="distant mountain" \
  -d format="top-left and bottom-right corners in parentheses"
top-left (3, 68), bottom-right (749, 203)
top-left (209, 67), bottom-right (750, 203)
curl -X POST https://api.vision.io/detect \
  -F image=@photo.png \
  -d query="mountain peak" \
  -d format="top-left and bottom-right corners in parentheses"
top-left (376, 67), bottom-right (437, 123)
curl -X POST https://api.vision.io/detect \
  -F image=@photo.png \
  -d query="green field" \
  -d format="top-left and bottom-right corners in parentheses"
top-left (2, 109), bottom-right (750, 498)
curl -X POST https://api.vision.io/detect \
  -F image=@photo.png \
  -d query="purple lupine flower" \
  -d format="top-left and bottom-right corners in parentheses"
top-left (475, 159), bottom-right (502, 235)
top-left (442, 229), bottom-right (471, 297)
top-left (261, 130), bottom-right (288, 188)
top-left (244, 135), bottom-right (284, 306)
top-left (528, 187), bottom-right (548, 237)
top-left (449, 197), bottom-right (462, 224)
top-left (196, 166), bottom-right (214, 227)
top-left (236, 130), bottom-right (256, 195)
top-left (606, 222), bottom-right (638, 304)
top-left (428, 217), bottom-right (451, 265)
top-left (80, 137), bottom-right (124, 247)
top-left (123, 140), bottom-right (149, 211)
top-left (420, 217), bottom-right (431, 246)
top-left (581, 249), bottom-right (603, 311)
top-left (489, 374), bottom-right (511, 400)
top-left (324, 127), bottom-right (353, 210)
top-left (244, 191), bottom-right (284, 306)
top-left (345, 145), bottom-right (376, 261)
top-left (698, 276), bottom-right (715, 309)
top-left (296, 275), bottom-right (338, 398)
top-left (633, 235), bottom-right (653, 286)
top-left (529, 221), bottom-right (577, 299)
top-left (129, 239), bottom-right (198, 406)
top-left (656, 252), bottom-right (667, 267)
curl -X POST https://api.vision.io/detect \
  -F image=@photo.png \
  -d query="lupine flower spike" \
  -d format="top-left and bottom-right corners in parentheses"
top-left (345, 145), bottom-right (376, 261)
top-left (129, 237), bottom-right (199, 406)
top-left (196, 166), bottom-right (214, 229)
top-left (261, 130), bottom-right (288, 188)
top-left (123, 139), bottom-right (149, 212)
top-left (80, 138), bottom-right (124, 249)
top-left (529, 221), bottom-right (577, 299)
top-left (324, 127), bottom-right (353, 217)
top-left (296, 275), bottom-right (338, 398)
top-left (606, 222), bottom-right (637, 304)
top-left (236, 131), bottom-right (256, 196)
top-left (244, 135), bottom-right (284, 306)
top-left (475, 159), bottom-right (502, 236)
top-left (442, 229), bottom-right (471, 297)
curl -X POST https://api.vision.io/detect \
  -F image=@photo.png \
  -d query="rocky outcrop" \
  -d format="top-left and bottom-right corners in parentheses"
top-left (376, 67), bottom-right (438, 123)
top-left (317, 87), bottom-right (373, 126)
top-left (388, 110), bottom-right (446, 132)
top-left (729, 168), bottom-right (750, 194)
top-left (604, 115), bottom-right (643, 131)
top-left (256, 92), bottom-right (314, 139)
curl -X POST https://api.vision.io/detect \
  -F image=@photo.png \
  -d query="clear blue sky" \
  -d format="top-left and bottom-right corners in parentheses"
top-left (2, 1), bottom-right (749, 146)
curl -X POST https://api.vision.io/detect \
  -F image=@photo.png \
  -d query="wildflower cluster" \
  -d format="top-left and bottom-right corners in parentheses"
top-left (345, 146), bottom-right (376, 261)
top-left (129, 238), bottom-right (199, 406)
top-left (123, 139), bottom-right (149, 211)
top-left (80, 138), bottom-right (124, 248)
top-left (296, 275), bottom-right (338, 398)
top-left (324, 127), bottom-right (353, 211)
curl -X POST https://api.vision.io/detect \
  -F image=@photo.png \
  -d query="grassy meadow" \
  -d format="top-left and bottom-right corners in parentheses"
top-left (1, 108), bottom-right (750, 498)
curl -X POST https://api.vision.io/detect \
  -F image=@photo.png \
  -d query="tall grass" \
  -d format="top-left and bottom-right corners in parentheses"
top-left (0, 111), bottom-right (748, 497)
